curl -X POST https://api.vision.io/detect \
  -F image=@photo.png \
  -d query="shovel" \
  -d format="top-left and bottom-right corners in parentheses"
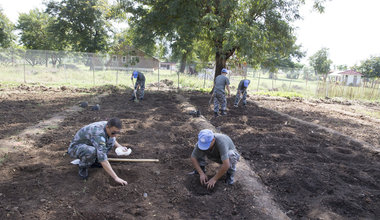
top-left (131, 78), bottom-right (139, 103)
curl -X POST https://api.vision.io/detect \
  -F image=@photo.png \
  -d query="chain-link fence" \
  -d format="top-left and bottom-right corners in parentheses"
top-left (1, 48), bottom-right (379, 100)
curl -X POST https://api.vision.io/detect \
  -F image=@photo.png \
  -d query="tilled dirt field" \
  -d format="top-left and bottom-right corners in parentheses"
top-left (0, 88), bottom-right (379, 219)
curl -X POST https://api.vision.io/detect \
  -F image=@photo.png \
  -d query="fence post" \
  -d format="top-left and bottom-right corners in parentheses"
top-left (116, 70), bottom-right (119, 85)
top-left (257, 71), bottom-right (261, 92)
top-left (325, 79), bottom-right (329, 98)
top-left (23, 52), bottom-right (26, 83)
top-left (92, 55), bottom-right (95, 86)
top-left (203, 69), bottom-right (206, 88)
top-left (158, 63), bottom-right (160, 90)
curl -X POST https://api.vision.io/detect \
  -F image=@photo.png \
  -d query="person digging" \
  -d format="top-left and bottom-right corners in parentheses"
top-left (67, 117), bottom-right (131, 186)
top-left (234, 79), bottom-right (250, 107)
top-left (190, 129), bottom-right (240, 189)
top-left (213, 68), bottom-right (231, 116)
top-left (130, 70), bottom-right (146, 101)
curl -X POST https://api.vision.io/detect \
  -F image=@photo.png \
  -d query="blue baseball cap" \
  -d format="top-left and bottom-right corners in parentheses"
top-left (221, 68), bottom-right (228, 73)
top-left (133, 71), bottom-right (138, 78)
top-left (244, 79), bottom-right (250, 87)
top-left (197, 129), bottom-right (214, 150)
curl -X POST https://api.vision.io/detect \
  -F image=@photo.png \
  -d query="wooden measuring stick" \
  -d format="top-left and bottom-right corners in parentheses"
top-left (108, 158), bottom-right (159, 162)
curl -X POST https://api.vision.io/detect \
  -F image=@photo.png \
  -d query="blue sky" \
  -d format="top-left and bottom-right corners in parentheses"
top-left (1, 0), bottom-right (380, 67)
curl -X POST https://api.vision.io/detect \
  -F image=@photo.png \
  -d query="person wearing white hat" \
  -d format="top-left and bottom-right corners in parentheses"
top-left (213, 68), bottom-right (231, 116)
top-left (190, 129), bottom-right (240, 189)
top-left (234, 79), bottom-right (250, 107)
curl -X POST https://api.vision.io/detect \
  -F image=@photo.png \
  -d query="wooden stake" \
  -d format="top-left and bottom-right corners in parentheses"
top-left (108, 158), bottom-right (159, 162)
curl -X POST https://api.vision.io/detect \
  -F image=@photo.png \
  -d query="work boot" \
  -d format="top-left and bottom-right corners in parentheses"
top-left (221, 110), bottom-right (227, 115)
top-left (214, 111), bottom-right (219, 117)
top-left (129, 96), bottom-right (135, 101)
top-left (139, 97), bottom-right (143, 101)
top-left (225, 172), bottom-right (234, 185)
top-left (188, 166), bottom-right (206, 175)
top-left (234, 104), bottom-right (238, 108)
top-left (78, 166), bottom-right (89, 179)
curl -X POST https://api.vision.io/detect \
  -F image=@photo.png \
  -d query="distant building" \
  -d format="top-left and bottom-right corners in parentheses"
top-left (104, 45), bottom-right (160, 71)
top-left (328, 70), bottom-right (362, 86)
top-left (160, 62), bottom-right (177, 71)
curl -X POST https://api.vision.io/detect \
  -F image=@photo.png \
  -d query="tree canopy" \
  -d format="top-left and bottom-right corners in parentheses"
top-left (357, 56), bottom-right (380, 79)
top-left (309, 47), bottom-right (332, 80)
top-left (0, 8), bottom-right (15, 48)
top-left (45, 0), bottom-right (111, 53)
top-left (17, 9), bottom-right (52, 50)
top-left (113, 0), bottom-right (325, 78)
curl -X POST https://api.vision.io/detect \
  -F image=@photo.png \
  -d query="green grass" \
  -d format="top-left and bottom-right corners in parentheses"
top-left (254, 91), bottom-right (304, 98)
top-left (1, 64), bottom-right (379, 102)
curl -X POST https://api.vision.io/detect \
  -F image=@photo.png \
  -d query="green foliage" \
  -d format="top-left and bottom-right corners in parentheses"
top-left (17, 9), bottom-right (52, 50)
top-left (309, 47), bottom-right (332, 79)
top-left (0, 8), bottom-right (15, 48)
top-left (45, 0), bottom-right (111, 53)
top-left (357, 56), bottom-right (380, 79)
top-left (114, 0), bottom-right (325, 78)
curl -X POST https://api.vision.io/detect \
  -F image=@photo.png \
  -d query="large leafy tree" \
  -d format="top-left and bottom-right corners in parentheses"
top-left (309, 47), bottom-right (332, 81)
top-left (17, 9), bottom-right (52, 50)
top-left (357, 56), bottom-right (380, 79)
top-left (0, 8), bottom-right (15, 48)
top-left (45, 0), bottom-right (111, 53)
top-left (17, 9), bottom-right (69, 66)
top-left (113, 0), bottom-right (325, 78)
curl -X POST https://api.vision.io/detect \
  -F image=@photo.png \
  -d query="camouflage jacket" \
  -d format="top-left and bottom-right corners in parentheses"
top-left (69, 121), bottom-right (115, 162)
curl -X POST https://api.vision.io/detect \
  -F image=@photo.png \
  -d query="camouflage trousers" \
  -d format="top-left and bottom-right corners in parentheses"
top-left (214, 92), bottom-right (227, 113)
top-left (68, 144), bottom-right (102, 167)
top-left (234, 89), bottom-right (247, 105)
top-left (195, 150), bottom-right (240, 175)
top-left (133, 81), bottom-right (145, 99)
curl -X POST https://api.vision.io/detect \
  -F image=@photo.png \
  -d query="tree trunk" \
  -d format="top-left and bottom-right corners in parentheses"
top-left (179, 53), bottom-right (187, 73)
top-left (214, 48), bottom-right (235, 80)
top-left (215, 51), bottom-right (227, 79)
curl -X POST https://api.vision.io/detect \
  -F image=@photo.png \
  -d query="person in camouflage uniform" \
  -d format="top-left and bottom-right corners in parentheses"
top-left (130, 70), bottom-right (146, 101)
top-left (68, 117), bottom-right (128, 185)
top-left (234, 79), bottom-right (250, 107)
top-left (190, 129), bottom-right (240, 189)
top-left (213, 68), bottom-right (231, 117)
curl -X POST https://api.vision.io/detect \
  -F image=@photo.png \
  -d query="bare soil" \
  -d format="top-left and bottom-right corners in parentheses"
top-left (0, 87), bottom-right (379, 219)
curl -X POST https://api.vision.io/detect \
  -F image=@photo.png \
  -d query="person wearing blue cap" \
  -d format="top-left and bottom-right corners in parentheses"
top-left (190, 129), bottom-right (240, 189)
top-left (213, 68), bottom-right (231, 116)
top-left (234, 79), bottom-right (250, 107)
top-left (129, 70), bottom-right (146, 101)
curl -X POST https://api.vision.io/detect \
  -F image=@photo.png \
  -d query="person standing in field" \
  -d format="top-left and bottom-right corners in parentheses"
top-left (130, 70), bottom-right (146, 101)
top-left (213, 68), bottom-right (231, 116)
top-left (234, 79), bottom-right (250, 107)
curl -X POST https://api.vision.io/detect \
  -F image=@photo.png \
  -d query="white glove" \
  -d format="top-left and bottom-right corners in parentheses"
top-left (70, 159), bottom-right (80, 165)
top-left (115, 147), bottom-right (132, 156)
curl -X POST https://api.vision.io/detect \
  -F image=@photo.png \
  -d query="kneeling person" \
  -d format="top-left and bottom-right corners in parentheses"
top-left (68, 117), bottom-right (129, 186)
top-left (190, 129), bottom-right (240, 189)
